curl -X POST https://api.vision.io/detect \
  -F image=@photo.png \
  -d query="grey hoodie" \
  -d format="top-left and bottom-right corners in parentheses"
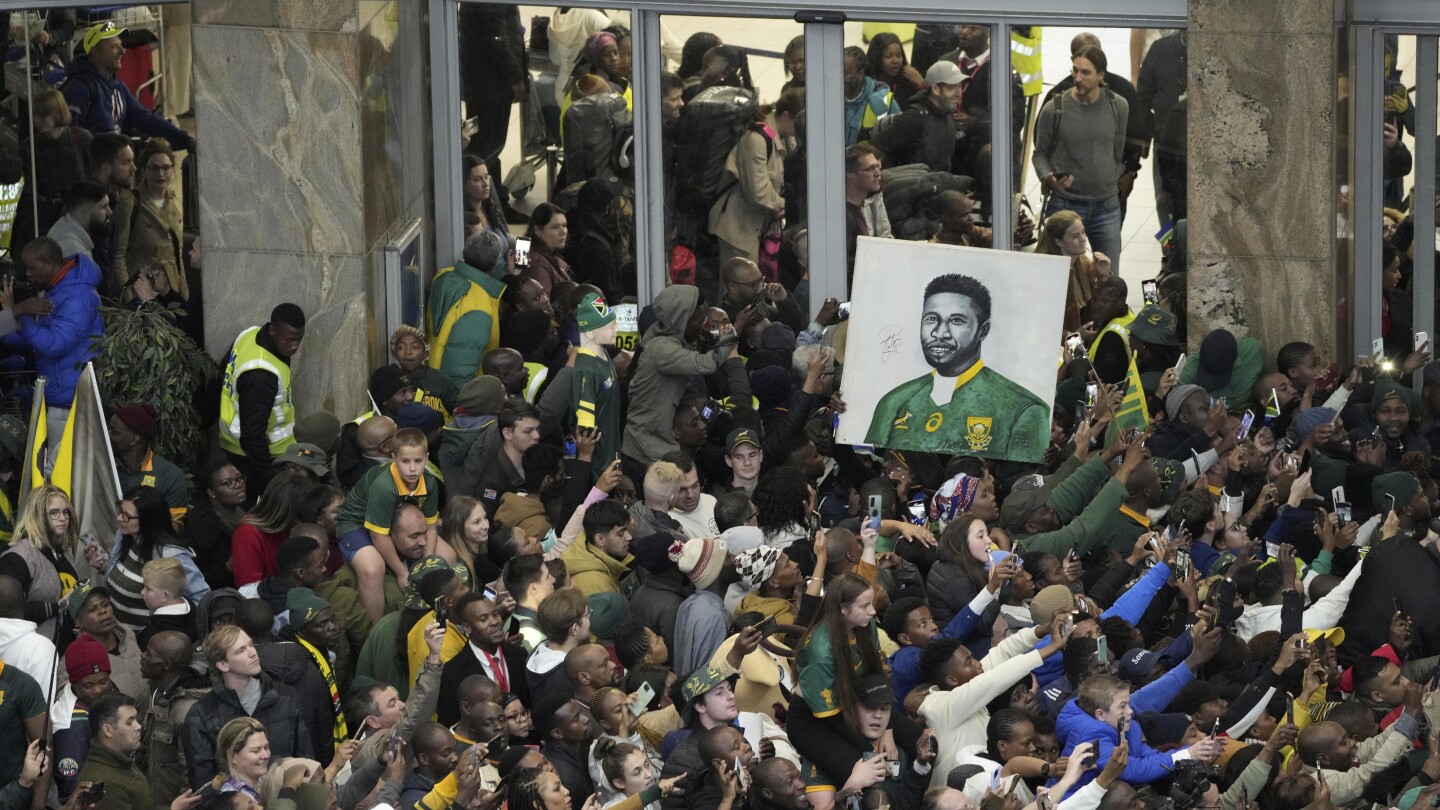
top-left (620, 286), bottom-right (738, 464)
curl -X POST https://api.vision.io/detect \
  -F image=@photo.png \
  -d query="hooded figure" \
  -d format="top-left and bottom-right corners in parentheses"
top-left (621, 286), bottom-right (740, 465)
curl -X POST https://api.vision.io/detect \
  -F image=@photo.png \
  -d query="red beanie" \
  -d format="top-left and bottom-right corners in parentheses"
top-left (65, 633), bottom-right (111, 683)
top-left (114, 403), bottom-right (159, 439)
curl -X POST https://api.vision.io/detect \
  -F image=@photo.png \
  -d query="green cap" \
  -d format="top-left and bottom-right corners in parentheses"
top-left (682, 664), bottom-right (739, 703)
top-left (576, 292), bottom-right (617, 332)
top-left (1372, 472), bottom-right (1420, 515)
top-left (286, 587), bottom-right (331, 628)
top-left (1308, 453), bottom-right (1348, 505)
top-left (402, 556), bottom-right (454, 610)
top-left (1153, 458), bottom-right (1185, 502)
top-left (66, 582), bottom-right (108, 621)
top-left (1128, 305), bottom-right (1180, 346)
top-left (587, 592), bottom-right (629, 638)
top-left (1054, 378), bottom-right (1087, 413)
top-left (1371, 379), bottom-right (1418, 414)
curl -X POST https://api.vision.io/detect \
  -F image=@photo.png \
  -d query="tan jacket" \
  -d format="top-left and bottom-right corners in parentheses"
top-left (495, 492), bottom-right (552, 541)
top-left (115, 186), bottom-right (189, 299)
top-left (1301, 722), bottom-right (1413, 808)
top-left (560, 538), bottom-right (632, 597)
top-left (708, 125), bottom-right (784, 259)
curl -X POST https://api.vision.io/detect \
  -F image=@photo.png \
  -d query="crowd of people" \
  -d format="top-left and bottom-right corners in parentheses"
top-left (2, 13), bottom-right (1440, 810)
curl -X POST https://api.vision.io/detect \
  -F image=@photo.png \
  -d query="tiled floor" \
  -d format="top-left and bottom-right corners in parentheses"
top-left (496, 13), bottom-right (1177, 310)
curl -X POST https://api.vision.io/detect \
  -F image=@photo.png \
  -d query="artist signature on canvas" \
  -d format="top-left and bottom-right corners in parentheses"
top-left (879, 325), bottom-right (902, 362)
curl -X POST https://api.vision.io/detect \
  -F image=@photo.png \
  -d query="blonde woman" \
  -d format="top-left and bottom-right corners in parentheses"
top-left (442, 495), bottom-right (492, 586)
top-left (114, 137), bottom-right (188, 299)
top-left (0, 484), bottom-right (83, 636)
top-left (212, 717), bottom-right (271, 803)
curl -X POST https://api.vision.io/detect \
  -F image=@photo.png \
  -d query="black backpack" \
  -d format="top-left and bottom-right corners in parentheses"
top-left (562, 93), bottom-right (631, 184)
top-left (674, 85), bottom-right (760, 218)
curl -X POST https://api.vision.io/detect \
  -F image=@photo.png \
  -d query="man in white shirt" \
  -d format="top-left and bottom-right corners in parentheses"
top-left (666, 453), bottom-right (719, 539)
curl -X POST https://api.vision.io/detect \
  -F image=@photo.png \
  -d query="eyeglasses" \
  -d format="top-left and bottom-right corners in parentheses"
top-left (215, 474), bottom-right (245, 489)
top-left (505, 707), bottom-right (531, 721)
top-left (848, 164), bottom-right (883, 174)
top-left (47, 508), bottom-right (72, 519)
top-left (147, 163), bottom-right (175, 173)
top-left (116, 510), bottom-right (138, 522)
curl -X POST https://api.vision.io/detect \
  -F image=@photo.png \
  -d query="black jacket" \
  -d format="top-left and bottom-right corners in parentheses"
top-left (1135, 33), bottom-right (1187, 146)
top-left (542, 739), bottom-right (594, 806)
top-left (628, 568), bottom-right (692, 654)
top-left (181, 674), bottom-right (313, 788)
top-left (182, 499), bottom-right (236, 589)
top-left (437, 641), bottom-right (530, 726)
top-left (256, 640), bottom-right (337, 764)
top-left (869, 93), bottom-right (956, 174)
top-left (458, 3), bottom-right (526, 106)
top-left (461, 424), bottom-right (524, 516)
top-left (1146, 420), bottom-right (1214, 462)
top-left (660, 724), bottom-right (705, 810)
top-left (1339, 537), bottom-right (1440, 667)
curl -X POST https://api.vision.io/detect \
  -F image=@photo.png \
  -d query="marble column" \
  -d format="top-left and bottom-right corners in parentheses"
top-left (192, 0), bottom-right (432, 419)
top-left (1186, 0), bottom-right (1335, 356)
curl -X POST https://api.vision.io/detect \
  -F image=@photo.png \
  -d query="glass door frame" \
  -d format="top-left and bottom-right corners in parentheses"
top-left (1346, 21), bottom-right (1439, 365)
top-left (432, 0), bottom-right (1188, 311)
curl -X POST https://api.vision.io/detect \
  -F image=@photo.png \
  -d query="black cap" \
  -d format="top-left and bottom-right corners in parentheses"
top-left (1197, 330), bottom-right (1238, 390)
top-left (857, 672), bottom-right (894, 709)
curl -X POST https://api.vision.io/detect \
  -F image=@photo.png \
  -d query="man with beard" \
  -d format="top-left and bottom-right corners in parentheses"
top-left (866, 273), bottom-right (1048, 458)
top-left (140, 630), bottom-right (210, 810)
top-left (47, 180), bottom-right (112, 261)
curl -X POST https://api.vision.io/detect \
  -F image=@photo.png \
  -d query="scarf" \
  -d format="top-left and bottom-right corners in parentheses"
top-left (297, 635), bottom-right (349, 745)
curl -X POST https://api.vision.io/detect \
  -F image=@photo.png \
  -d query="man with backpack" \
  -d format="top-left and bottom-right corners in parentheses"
top-left (869, 61), bottom-right (964, 174)
top-left (1032, 45), bottom-right (1130, 274)
top-left (63, 22), bottom-right (194, 152)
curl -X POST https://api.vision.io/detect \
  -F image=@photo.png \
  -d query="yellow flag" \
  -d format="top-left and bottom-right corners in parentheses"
top-left (20, 377), bottom-right (46, 494)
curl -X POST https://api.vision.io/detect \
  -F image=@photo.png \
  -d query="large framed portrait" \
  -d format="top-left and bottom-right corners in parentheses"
top-left (836, 237), bottom-right (1069, 462)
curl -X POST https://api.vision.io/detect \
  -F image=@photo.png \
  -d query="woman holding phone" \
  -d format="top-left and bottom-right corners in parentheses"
top-left (518, 203), bottom-right (574, 296)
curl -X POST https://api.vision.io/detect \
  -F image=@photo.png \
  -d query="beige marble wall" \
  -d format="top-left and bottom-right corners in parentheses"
top-left (193, 0), bottom-right (432, 419)
top-left (1186, 0), bottom-right (1336, 358)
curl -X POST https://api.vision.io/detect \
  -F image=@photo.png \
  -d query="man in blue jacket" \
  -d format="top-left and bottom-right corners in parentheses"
top-left (63, 22), bottom-right (195, 152)
top-left (14, 237), bottom-right (103, 441)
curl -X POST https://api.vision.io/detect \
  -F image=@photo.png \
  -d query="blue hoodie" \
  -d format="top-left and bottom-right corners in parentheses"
top-left (15, 253), bottom-right (103, 407)
top-left (1050, 643), bottom-right (1198, 794)
top-left (62, 57), bottom-right (191, 150)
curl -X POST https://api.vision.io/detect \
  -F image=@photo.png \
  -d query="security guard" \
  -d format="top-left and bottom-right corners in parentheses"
top-left (219, 303), bottom-right (305, 496)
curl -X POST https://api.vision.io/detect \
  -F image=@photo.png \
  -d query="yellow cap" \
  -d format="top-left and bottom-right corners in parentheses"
top-left (83, 21), bottom-right (126, 54)
top-left (1304, 627), bottom-right (1345, 647)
